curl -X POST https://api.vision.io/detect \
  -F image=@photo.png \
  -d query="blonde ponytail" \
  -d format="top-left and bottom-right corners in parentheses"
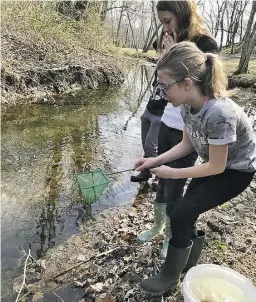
top-left (201, 53), bottom-right (228, 98)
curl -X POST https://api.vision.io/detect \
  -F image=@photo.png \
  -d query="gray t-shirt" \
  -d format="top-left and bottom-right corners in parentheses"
top-left (181, 97), bottom-right (256, 172)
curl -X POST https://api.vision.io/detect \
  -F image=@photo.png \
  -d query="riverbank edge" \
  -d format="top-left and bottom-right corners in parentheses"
top-left (11, 179), bottom-right (256, 302)
top-left (2, 48), bottom-right (255, 107)
top-left (1, 57), bottom-right (128, 106)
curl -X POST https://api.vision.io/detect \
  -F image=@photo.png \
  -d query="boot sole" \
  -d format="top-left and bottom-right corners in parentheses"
top-left (140, 282), bottom-right (178, 296)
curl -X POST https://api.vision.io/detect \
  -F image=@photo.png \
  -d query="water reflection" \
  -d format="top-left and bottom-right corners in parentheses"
top-left (1, 63), bottom-right (153, 297)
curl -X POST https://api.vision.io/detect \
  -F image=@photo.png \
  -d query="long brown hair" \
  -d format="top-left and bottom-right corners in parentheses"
top-left (158, 42), bottom-right (228, 99)
top-left (156, 0), bottom-right (210, 42)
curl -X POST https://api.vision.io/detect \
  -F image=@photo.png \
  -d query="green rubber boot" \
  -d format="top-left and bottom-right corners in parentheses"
top-left (137, 203), bottom-right (166, 242)
top-left (140, 242), bottom-right (193, 295)
top-left (182, 230), bottom-right (205, 273)
top-left (160, 215), bottom-right (171, 258)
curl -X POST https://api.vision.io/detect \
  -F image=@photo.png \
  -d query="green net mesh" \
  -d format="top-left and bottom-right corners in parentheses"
top-left (76, 170), bottom-right (110, 203)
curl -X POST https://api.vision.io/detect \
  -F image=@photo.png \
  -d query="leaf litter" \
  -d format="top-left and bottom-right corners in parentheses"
top-left (13, 176), bottom-right (256, 301)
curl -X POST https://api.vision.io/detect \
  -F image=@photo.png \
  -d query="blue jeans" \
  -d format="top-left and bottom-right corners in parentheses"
top-left (141, 108), bottom-right (161, 158)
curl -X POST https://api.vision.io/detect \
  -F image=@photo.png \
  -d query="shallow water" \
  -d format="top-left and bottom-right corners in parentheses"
top-left (1, 63), bottom-right (154, 298)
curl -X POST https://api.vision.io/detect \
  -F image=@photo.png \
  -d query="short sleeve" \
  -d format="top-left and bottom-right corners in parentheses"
top-left (181, 105), bottom-right (186, 121)
top-left (205, 106), bottom-right (237, 145)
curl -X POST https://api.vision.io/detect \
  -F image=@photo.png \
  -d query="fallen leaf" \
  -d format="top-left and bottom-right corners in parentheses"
top-left (74, 280), bottom-right (87, 288)
top-left (95, 294), bottom-right (116, 302)
top-left (123, 255), bottom-right (132, 262)
top-left (121, 231), bottom-right (136, 243)
top-left (138, 246), bottom-right (152, 260)
top-left (77, 254), bottom-right (87, 262)
top-left (90, 282), bottom-right (104, 292)
top-left (124, 288), bottom-right (134, 299)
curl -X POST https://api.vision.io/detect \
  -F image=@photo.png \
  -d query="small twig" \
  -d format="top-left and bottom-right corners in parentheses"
top-left (53, 291), bottom-right (65, 302)
top-left (220, 218), bottom-right (243, 225)
top-left (18, 290), bottom-right (31, 302)
top-left (87, 47), bottom-right (124, 62)
top-left (152, 258), bottom-right (160, 273)
top-left (238, 244), bottom-right (255, 260)
top-left (15, 249), bottom-right (31, 302)
top-left (51, 247), bottom-right (119, 280)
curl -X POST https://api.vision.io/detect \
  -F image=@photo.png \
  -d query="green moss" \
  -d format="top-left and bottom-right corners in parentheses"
top-left (228, 74), bottom-right (256, 88)
top-left (205, 238), bottom-right (228, 257)
top-left (220, 202), bottom-right (230, 209)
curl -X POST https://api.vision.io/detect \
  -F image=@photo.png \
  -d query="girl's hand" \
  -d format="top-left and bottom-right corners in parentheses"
top-left (150, 165), bottom-right (174, 179)
top-left (133, 157), bottom-right (158, 171)
top-left (162, 28), bottom-right (177, 53)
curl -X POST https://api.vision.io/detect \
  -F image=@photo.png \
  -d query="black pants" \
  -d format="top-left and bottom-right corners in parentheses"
top-left (155, 122), bottom-right (198, 218)
top-left (170, 169), bottom-right (255, 248)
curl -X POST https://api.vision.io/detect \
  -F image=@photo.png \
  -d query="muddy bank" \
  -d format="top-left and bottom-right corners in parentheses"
top-left (1, 32), bottom-right (125, 105)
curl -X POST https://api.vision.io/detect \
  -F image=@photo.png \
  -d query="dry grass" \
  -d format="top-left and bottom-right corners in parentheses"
top-left (120, 47), bottom-right (156, 57)
top-left (1, 1), bottom-right (126, 103)
top-left (121, 47), bottom-right (256, 77)
top-left (221, 56), bottom-right (256, 75)
top-left (1, 1), bottom-right (116, 72)
top-left (221, 56), bottom-right (256, 88)
top-left (1, 1), bottom-right (112, 50)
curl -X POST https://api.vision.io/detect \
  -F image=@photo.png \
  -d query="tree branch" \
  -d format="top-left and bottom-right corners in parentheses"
top-left (15, 249), bottom-right (32, 302)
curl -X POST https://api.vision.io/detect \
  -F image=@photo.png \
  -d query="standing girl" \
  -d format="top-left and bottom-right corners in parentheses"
top-left (131, 39), bottom-right (167, 183)
top-left (134, 41), bottom-right (256, 295)
top-left (137, 0), bottom-right (219, 259)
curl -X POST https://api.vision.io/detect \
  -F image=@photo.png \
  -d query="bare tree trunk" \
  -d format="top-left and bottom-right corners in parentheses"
top-left (235, 1), bottom-right (256, 74)
top-left (142, 17), bottom-right (154, 52)
top-left (227, 1), bottom-right (239, 47)
top-left (240, 15), bottom-right (243, 43)
top-left (110, 1), bottom-right (115, 43)
top-left (126, 10), bottom-right (138, 50)
top-left (239, 0), bottom-right (250, 44)
top-left (230, 1), bottom-right (249, 54)
top-left (137, 22), bottom-right (144, 49)
top-left (225, 7), bottom-right (230, 46)
top-left (142, 25), bottom-right (161, 53)
top-left (100, 1), bottom-right (108, 22)
top-left (219, 1), bottom-right (227, 51)
top-left (115, 2), bottom-right (124, 46)
top-left (124, 25), bottom-right (129, 47)
top-left (214, 0), bottom-right (225, 38)
top-left (151, 0), bottom-right (159, 41)
top-left (206, 2), bottom-right (215, 34)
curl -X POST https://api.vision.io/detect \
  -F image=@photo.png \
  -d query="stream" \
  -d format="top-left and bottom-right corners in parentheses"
top-left (1, 63), bottom-right (154, 299)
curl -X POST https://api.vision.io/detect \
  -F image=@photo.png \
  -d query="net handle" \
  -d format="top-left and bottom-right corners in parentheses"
top-left (107, 165), bottom-right (160, 176)
top-left (107, 168), bottom-right (134, 175)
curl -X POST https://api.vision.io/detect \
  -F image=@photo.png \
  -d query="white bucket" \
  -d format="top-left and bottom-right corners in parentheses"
top-left (182, 264), bottom-right (256, 302)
